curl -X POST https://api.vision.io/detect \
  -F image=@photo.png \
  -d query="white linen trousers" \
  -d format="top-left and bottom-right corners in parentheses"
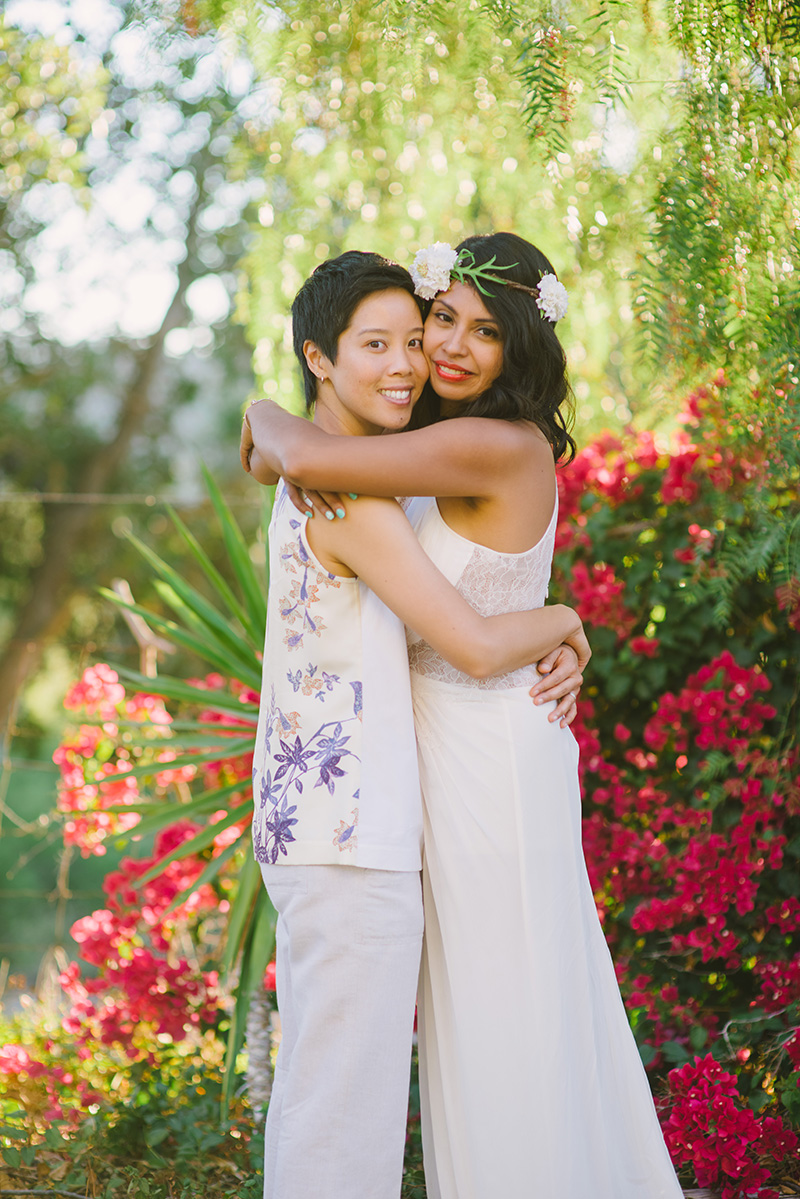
top-left (260, 863), bottom-right (424, 1199)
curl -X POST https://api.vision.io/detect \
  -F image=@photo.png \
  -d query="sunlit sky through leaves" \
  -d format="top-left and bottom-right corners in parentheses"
top-left (6, 0), bottom-right (641, 353)
top-left (6, 0), bottom-right (258, 349)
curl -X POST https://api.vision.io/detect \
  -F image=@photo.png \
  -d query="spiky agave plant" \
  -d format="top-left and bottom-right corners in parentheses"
top-left (98, 466), bottom-right (274, 1106)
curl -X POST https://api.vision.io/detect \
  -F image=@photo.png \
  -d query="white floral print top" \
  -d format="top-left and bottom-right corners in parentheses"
top-left (252, 484), bottom-right (422, 871)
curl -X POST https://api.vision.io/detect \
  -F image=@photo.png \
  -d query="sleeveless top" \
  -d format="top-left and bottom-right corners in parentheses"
top-left (404, 494), bottom-right (558, 690)
top-left (251, 484), bottom-right (422, 871)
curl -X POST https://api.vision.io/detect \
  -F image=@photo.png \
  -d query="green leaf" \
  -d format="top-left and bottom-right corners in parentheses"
top-left (102, 588), bottom-right (262, 691)
top-left (0, 1124), bottom-right (27, 1139)
top-left (127, 524), bottom-right (262, 662)
top-left (661, 1040), bottom-right (691, 1065)
top-left (222, 883), bottom-right (276, 1108)
top-left (166, 503), bottom-right (257, 634)
top-left (221, 851), bottom-right (262, 977)
top-left (202, 464), bottom-right (267, 645)
top-left (148, 575), bottom-right (262, 687)
top-left (93, 738), bottom-right (254, 784)
top-left (606, 671), bottom-right (632, 702)
top-left (111, 731), bottom-right (255, 752)
top-left (145, 1126), bottom-right (171, 1147)
top-left (638, 1042), bottom-right (657, 1067)
top-left (104, 779), bottom-right (251, 832)
top-left (2, 1146), bottom-right (21, 1166)
top-left (83, 719), bottom-right (253, 733)
top-left (114, 667), bottom-right (258, 718)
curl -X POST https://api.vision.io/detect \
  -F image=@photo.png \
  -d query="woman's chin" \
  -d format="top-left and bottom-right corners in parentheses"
top-left (382, 408), bottom-right (414, 431)
top-left (430, 384), bottom-right (479, 408)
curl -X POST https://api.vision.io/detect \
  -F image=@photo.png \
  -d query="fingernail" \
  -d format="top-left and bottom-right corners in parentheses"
top-left (305, 510), bottom-right (313, 518)
top-left (325, 511), bottom-right (335, 521)
top-left (348, 493), bottom-right (359, 500)
top-left (336, 507), bottom-right (346, 519)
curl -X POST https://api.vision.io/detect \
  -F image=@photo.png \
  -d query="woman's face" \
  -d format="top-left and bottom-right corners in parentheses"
top-left (422, 281), bottom-right (504, 411)
top-left (309, 289), bottom-right (427, 435)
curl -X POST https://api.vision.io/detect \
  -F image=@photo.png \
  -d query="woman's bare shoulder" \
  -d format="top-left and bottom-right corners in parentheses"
top-left (422, 416), bottom-right (543, 458)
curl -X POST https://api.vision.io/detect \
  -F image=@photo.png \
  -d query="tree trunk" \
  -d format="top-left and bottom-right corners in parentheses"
top-left (0, 169), bottom-right (208, 737)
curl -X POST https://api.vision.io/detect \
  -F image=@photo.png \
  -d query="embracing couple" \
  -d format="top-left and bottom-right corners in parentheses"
top-left (241, 233), bottom-right (683, 1199)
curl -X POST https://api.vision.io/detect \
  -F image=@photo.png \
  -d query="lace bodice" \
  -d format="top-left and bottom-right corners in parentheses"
top-left (405, 495), bottom-right (558, 690)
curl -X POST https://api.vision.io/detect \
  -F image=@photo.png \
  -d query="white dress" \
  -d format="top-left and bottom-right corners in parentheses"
top-left (404, 495), bottom-right (683, 1199)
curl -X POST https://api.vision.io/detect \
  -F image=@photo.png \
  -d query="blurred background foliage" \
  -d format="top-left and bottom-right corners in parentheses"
top-left (0, 0), bottom-right (797, 991)
top-left (0, 2), bottom-right (262, 982)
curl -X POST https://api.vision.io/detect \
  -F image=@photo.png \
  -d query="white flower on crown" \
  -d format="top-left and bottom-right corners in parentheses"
top-left (410, 242), bottom-right (459, 300)
top-left (536, 273), bottom-right (569, 322)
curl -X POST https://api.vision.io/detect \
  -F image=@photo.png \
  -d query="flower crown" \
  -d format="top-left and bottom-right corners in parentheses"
top-left (409, 241), bottom-right (569, 322)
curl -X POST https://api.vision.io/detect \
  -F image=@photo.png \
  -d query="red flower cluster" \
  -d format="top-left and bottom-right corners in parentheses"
top-left (1, 667), bottom-right (263, 1120)
top-left (660, 1055), bottom-right (798, 1198)
top-left (54, 666), bottom-right (177, 856)
top-left (570, 560), bottom-right (637, 639)
top-left (54, 666), bottom-right (257, 856)
top-left (578, 650), bottom-right (792, 1008)
top-left (59, 823), bottom-right (222, 1055)
top-left (660, 437), bottom-right (701, 505)
top-left (643, 651), bottom-right (776, 755)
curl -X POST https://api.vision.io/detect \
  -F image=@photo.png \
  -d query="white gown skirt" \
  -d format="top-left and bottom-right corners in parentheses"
top-left (411, 675), bottom-right (683, 1199)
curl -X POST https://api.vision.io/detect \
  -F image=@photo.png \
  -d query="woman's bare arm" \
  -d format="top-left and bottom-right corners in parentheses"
top-left (244, 399), bottom-right (539, 500)
top-left (307, 496), bottom-right (590, 679)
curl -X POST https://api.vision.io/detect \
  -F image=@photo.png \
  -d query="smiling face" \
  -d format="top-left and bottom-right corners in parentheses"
top-left (423, 280), bottom-right (505, 412)
top-left (306, 289), bottom-right (428, 435)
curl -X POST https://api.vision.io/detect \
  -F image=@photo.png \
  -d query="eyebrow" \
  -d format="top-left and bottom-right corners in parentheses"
top-left (432, 299), bottom-right (499, 324)
top-left (356, 326), bottom-right (424, 335)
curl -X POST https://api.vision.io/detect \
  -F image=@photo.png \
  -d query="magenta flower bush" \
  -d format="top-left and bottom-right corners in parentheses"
top-left (553, 373), bottom-right (799, 1195)
top-left (660, 1056), bottom-right (798, 1199)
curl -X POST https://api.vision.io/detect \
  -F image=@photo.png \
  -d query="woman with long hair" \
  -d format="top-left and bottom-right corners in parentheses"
top-left (243, 232), bottom-right (682, 1199)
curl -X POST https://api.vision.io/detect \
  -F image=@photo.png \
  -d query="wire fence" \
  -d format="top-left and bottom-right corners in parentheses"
top-left (0, 491), bottom-right (262, 507)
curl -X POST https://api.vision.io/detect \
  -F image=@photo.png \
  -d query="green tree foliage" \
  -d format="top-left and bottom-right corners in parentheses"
top-left (0, 23), bottom-right (106, 233)
top-left (200, 0), bottom-right (670, 429)
top-left (634, 3), bottom-right (799, 372)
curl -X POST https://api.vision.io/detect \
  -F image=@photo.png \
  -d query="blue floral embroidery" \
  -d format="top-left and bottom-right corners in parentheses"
top-left (319, 670), bottom-right (340, 697)
top-left (333, 808), bottom-right (358, 851)
top-left (254, 683), bottom-right (361, 865)
top-left (315, 722), bottom-right (350, 763)
top-left (278, 529), bottom-right (339, 652)
top-left (273, 734), bottom-right (317, 785)
top-left (286, 663), bottom-right (342, 701)
top-left (319, 758), bottom-right (345, 794)
top-left (258, 769), bottom-right (282, 810)
top-left (264, 800), bottom-right (298, 859)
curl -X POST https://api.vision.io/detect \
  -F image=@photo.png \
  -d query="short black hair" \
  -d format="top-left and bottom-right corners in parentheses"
top-left (418, 232), bottom-right (576, 461)
top-left (291, 251), bottom-right (422, 410)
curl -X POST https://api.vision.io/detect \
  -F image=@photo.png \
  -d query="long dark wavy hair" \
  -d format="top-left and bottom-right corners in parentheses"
top-left (412, 231), bottom-right (576, 463)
